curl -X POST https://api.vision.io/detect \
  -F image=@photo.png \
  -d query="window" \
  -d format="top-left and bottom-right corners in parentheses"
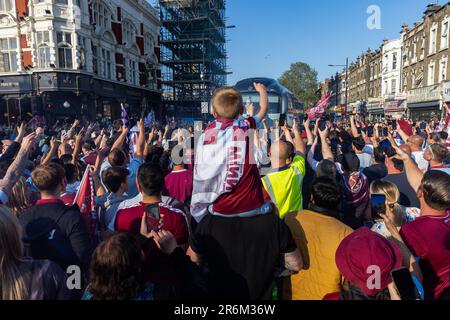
top-left (123, 20), bottom-right (136, 45)
top-left (441, 21), bottom-right (449, 50)
top-left (0, 38), bottom-right (17, 72)
top-left (144, 33), bottom-right (154, 55)
top-left (56, 0), bottom-right (68, 4)
top-left (38, 46), bottom-right (51, 68)
top-left (56, 31), bottom-right (71, 45)
top-left (392, 53), bottom-right (398, 70)
top-left (78, 35), bottom-right (87, 70)
top-left (412, 37), bottom-right (417, 60)
top-left (92, 1), bottom-right (111, 29)
top-left (102, 48), bottom-right (113, 79)
top-left (58, 46), bottom-right (72, 68)
top-left (57, 32), bottom-right (73, 69)
top-left (428, 63), bottom-right (435, 86)
top-left (36, 31), bottom-right (50, 45)
top-left (126, 58), bottom-right (137, 85)
top-left (391, 79), bottom-right (396, 94)
top-left (36, 31), bottom-right (51, 68)
top-left (440, 59), bottom-right (447, 82)
top-left (0, 0), bottom-right (13, 11)
top-left (430, 26), bottom-right (437, 54)
top-left (384, 81), bottom-right (388, 95)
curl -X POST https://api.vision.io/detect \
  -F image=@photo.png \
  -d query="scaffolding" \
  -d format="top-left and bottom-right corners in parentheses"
top-left (159, 0), bottom-right (229, 118)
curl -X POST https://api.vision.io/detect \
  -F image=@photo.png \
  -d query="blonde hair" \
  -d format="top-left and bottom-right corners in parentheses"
top-left (370, 180), bottom-right (406, 227)
top-left (211, 87), bottom-right (243, 120)
top-left (8, 177), bottom-right (34, 216)
top-left (370, 180), bottom-right (399, 205)
top-left (0, 206), bottom-right (27, 300)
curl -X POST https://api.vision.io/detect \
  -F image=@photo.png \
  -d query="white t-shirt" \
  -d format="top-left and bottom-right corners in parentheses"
top-left (412, 151), bottom-right (429, 172)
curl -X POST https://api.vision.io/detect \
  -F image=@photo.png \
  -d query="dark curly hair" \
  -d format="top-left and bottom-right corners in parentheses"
top-left (87, 233), bottom-right (145, 300)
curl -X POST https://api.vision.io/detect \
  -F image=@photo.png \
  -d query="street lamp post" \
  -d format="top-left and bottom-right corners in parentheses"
top-left (329, 57), bottom-right (349, 118)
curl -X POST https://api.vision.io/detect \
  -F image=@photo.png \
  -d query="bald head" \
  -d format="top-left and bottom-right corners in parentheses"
top-left (407, 135), bottom-right (424, 151)
top-left (399, 144), bottom-right (412, 157)
top-left (270, 140), bottom-right (295, 168)
top-left (271, 140), bottom-right (290, 161)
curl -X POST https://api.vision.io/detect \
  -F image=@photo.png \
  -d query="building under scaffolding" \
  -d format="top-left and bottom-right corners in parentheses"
top-left (159, 0), bottom-right (229, 119)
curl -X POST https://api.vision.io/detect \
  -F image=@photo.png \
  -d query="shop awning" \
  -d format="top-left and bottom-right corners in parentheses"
top-left (407, 101), bottom-right (440, 109)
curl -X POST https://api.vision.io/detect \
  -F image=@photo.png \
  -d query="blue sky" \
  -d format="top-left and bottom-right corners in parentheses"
top-left (226, 0), bottom-right (436, 85)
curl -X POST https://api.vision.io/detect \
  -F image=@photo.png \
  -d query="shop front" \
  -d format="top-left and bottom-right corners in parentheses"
top-left (0, 75), bottom-right (34, 125)
top-left (367, 98), bottom-right (384, 120)
top-left (407, 84), bottom-right (442, 121)
top-left (0, 71), bottom-right (161, 125)
top-left (384, 99), bottom-right (407, 120)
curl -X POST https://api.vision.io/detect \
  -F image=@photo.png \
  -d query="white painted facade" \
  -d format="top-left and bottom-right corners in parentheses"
top-left (381, 38), bottom-right (403, 98)
top-left (0, 0), bottom-right (159, 89)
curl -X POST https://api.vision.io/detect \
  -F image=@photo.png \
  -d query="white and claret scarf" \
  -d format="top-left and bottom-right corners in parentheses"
top-left (191, 119), bottom-right (252, 222)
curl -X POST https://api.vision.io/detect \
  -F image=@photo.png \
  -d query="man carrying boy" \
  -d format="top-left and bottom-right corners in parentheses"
top-left (188, 83), bottom-right (303, 300)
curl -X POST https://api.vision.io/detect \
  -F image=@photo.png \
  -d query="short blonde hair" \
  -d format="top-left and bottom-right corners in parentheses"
top-left (211, 87), bottom-right (243, 120)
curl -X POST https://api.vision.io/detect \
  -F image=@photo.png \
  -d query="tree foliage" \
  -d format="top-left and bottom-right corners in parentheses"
top-left (278, 62), bottom-right (320, 108)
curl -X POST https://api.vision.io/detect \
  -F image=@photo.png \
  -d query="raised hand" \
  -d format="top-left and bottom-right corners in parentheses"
top-left (21, 132), bottom-right (37, 151)
top-left (150, 230), bottom-right (178, 255)
top-left (247, 103), bottom-right (256, 117)
top-left (50, 136), bottom-right (59, 149)
top-left (253, 82), bottom-right (267, 94)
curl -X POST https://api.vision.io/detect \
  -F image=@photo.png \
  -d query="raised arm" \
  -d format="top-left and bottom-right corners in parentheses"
top-left (319, 126), bottom-right (334, 161)
top-left (0, 133), bottom-right (37, 195)
top-left (14, 122), bottom-right (27, 143)
top-left (254, 83), bottom-right (268, 121)
top-left (71, 128), bottom-right (84, 165)
top-left (292, 119), bottom-right (306, 156)
top-left (307, 136), bottom-right (319, 168)
top-left (393, 145), bottom-right (424, 192)
top-left (41, 137), bottom-right (59, 165)
top-left (66, 119), bottom-right (80, 139)
top-left (303, 118), bottom-right (314, 146)
top-left (92, 152), bottom-right (106, 198)
top-left (350, 115), bottom-right (360, 138)
top-left (135, 120), bottom-right (145, 160)
top-left (111, 126), bottom-right (129, 151)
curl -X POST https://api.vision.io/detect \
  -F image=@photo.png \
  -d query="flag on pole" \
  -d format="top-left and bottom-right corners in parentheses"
top-left (73, 165), bottom-right (98, 245)
top-left (144, 109), bottom-right (155, 128)
top-left (308, 92), bottom-right (331, 119)
top-left (121, 103), bottom-right (129, 126)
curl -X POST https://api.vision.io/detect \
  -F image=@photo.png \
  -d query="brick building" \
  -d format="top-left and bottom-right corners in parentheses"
top-left (0, 0), bottom-right (161, 124)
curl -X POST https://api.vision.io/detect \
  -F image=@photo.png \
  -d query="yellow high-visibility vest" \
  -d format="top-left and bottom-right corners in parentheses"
top-left (262, 155), bottom-right (306, 219)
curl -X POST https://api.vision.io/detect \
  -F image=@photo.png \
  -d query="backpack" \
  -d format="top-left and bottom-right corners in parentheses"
top-left (22, 207), bottom-right (79, 271)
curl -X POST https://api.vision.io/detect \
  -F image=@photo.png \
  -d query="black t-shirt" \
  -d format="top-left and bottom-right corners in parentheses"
top-left (190, 214), bottom-right (297, 300)
top-left (384, 172), bottom-right (420, 208)
top-left (363, 163), bottom-right (388, 183)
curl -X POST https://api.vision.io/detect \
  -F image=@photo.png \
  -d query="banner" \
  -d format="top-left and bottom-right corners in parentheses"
top-left (121, 103), bottom-right (129, 125)
top-left (73, 166), bottom-right (98, 245)
top-left (308, 92), bottom-right (331, 119)
top-left (144, 109), bottom-right (155, 127)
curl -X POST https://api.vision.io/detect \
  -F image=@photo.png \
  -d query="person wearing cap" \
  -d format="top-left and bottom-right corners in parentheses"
top-left (324, 227), bottom-right (403, 300)
top-left (284, 177), bottom-right (353, 300)
top-left (338, 153), bottom-right (370, 229)
top-left (381, 153), bottom-right (450, 300)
